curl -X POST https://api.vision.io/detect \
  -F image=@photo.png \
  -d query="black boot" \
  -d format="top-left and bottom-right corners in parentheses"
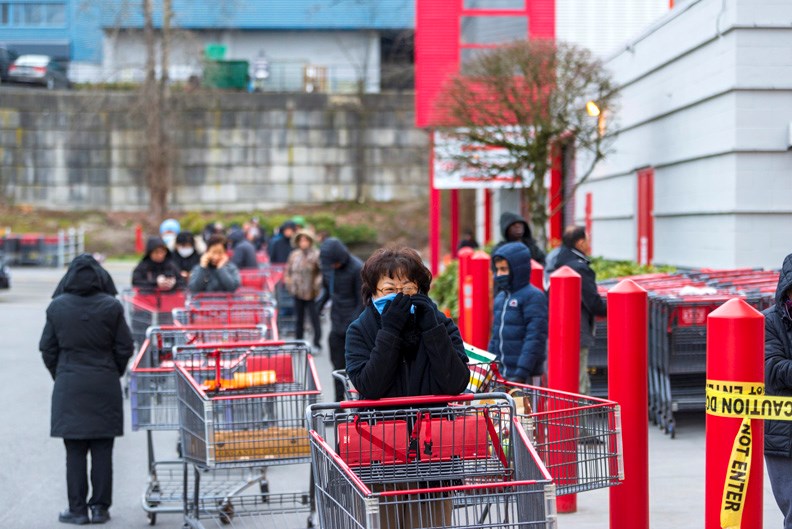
top-left (89, 506), bottom-right (110, 524)
top-left (58, 509), bottom-right (89, 525)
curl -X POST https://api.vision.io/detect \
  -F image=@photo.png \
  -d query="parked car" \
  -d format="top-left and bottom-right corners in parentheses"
top-left (0, 47), bottom-right (19, 83)
top-left (8, 55), bottom-right (70, 89)
top-left (0, 257), bottom-right (10, 290)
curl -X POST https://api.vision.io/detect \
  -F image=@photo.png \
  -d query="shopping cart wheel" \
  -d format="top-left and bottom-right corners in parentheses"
top-left (260, 481), bottom-right (269, 503)
top-left (147, 512), bottom-right (156, 525)
top-left (219, 501), bottom-right (234, 525)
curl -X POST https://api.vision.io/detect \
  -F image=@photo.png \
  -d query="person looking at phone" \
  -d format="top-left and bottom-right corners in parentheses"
top-left (188, 234), bottom-right (240, 293)
top-left (131, 236), bottom-right (184, 291)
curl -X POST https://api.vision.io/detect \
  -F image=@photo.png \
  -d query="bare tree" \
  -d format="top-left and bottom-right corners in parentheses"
top-left (437, 39), bottom-right (619, 244)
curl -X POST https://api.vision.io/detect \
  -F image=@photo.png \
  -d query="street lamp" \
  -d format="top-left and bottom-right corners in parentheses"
top-left (586, 100), bottom-right (601, 117)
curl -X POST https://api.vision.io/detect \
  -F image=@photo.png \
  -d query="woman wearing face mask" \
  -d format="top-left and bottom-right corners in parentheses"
top-left (188, 234), bottom-right (240, 293)
top-left (345, 246), bottom-right (469, 400)
top-left (172, 231), bottom-right (202, 281)
top-left (159, 218), bottom-right (181, 252)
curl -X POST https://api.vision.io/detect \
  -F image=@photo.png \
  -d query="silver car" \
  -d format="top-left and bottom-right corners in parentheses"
top-left (8, 54), bottom-right (70, 89)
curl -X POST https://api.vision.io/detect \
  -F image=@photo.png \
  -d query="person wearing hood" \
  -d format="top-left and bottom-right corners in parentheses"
top-left (39, 255), bottom-right (134, 525)
top-left (545, 225), bottom-right (606, 394)
top-left (159, 218), bottom-right (181, 251)
top-left (188, 234), bottom-right (241, 293)
top-left (317, 237), bottom-right (364, 400)
top-left (173, 231), bottom-right (202, 280)
top-left (764, 253), bottom-right (792, 528)
top-left (268, 221), bottom-right (297, 264)
top-left (228, 226), bottom-right (259, 270)
top-left (131, 237), bottom-right (184, 291)
top-left (284, 230), bottom-right (323, 350)
top-left (488, 242), bottom-right (548, 383)
top-left (493, 211), bottom-right (546, 266)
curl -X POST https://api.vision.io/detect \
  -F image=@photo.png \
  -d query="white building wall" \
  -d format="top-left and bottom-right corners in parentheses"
top-left (575, 0), bottom-right (792, 269)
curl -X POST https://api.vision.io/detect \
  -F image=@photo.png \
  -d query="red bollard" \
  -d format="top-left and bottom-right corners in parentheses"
top-left (135, 223), bottom-right (144, 254)
top-left (547, 265), bottom-right (581, 513)
top-left (608, 279), bottom-right (649, 529)
top-left (530, 259), bottom-right (544, 291)
top-left (705, 299), bottom-right (764, 529)
top-left (457, 247), bottom-right (474, 342)
top-left (467, 251), bottom-right (491, 350)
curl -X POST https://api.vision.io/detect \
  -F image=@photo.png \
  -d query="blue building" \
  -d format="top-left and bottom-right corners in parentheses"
top-left (0, 0), bottom-right (414, 90)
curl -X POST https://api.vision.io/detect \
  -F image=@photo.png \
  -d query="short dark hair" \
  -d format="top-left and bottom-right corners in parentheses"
top-left (562, 226), bottom-right (587, 248)
top-left (206, 234), bottom-right (227, 250)
top-left (176, 231), bottom-right (194, 245)
top-left (360, 246), bottom-right (432, 303)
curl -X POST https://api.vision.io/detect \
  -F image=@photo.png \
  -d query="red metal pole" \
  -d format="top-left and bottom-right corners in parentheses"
top-left (608, 279), bottom-right (649, 529)
top-left (468, 251), bottom-right (491, 349)
top-left (530, 259), bottom-right (544, 291)
top-left (585, 192), bottom-right (593, 255)
top-left (429, 131), bottom-right (440, 275)
top-left (484, 189), bottom-right (492, 244)
top-left (457, 247), bottom-right (474, 342)
top-left (135, 223), bottom-right (144, 254)
top-left (450, 189), bottom-right (459, 258)
top-left (705, 299), bottom-right (764, 529)
top-left (547, 265), bottom-right (581, 513)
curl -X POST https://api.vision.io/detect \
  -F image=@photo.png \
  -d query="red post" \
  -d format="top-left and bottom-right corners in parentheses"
top-left (484, 189), bottom-right (492, 244)
top-left (468, 251), bottom-right (491, 349)
top-left (705, 299), bottom-right (764, 529)
top-left (547, 265), bottom-right (581, 513)
top-left (530, 259), bottom-right (544, 291)
top-left (135, 223), bottom-right (144, 254)
top-left (608, 279), bottom-right (649, 529)
top-left (457, 247), bottom-right (474, 342)
top-left (585, 192), bottom-right (593, 255)
top-left (429, 133), bottom-right (441, 275)
top-left (450, 189), bottom-right (459, 258)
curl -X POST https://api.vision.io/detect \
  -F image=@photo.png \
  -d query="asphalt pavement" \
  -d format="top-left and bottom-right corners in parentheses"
top-left (0, 262), bottom-right (784, 528)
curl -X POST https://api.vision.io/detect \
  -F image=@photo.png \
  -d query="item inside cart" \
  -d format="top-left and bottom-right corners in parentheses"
top-left (308, 393), bottom-right (557, 529)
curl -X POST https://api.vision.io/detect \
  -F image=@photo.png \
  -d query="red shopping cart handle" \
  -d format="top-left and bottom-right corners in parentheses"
top-left (171, 340), bottom-right (287, 349)
top-left (155, 324), bottom-right (264, 331)
top-left (337, 393), bottom-right (480, 409)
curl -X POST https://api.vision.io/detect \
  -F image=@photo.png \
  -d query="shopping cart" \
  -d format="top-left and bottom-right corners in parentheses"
top-left (239, 265), bottom-right (286, 292)
top-left (186, 290), bottom-right (276, 307)
top-left (129, 325), bottom-right (272, 525)
top-left (173, 305), bottom-right (279, 338)
top-left (307, 393), bottom-right (557, 529)
top-left (174, 341), bottom-right (320, 528)
top-left (121, 288), bottom-right (188, 347)
top-left (480, 364), bottom-right (623, 496)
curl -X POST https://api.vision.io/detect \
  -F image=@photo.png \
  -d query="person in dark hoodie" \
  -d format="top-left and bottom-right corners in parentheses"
top-left (268, 221), bottom-right (297, 264)
top-left (173, 231), bottom-right (202, 281)
top-left (346, 246), bottom-right (470, 400)
top-left (493, 211), bottom-right (546, 266)
top-left (39, 254), bottom-right (134, 525)
top-left (317, 237), bottom-right (364, 400)
top-left (131, 237), bottom-right (184, 291)
top-left (545, 225), bottom-right (606, 394)
top-left (488, 242), bottom-right (548, 383)
top-left (764, 253), bottom-right (792, 528)
top-left (228, 226), bottom-right (259, 270)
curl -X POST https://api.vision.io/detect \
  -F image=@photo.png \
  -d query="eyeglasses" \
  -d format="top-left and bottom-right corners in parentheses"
top-left (377, 284), bottom-right (419, 296)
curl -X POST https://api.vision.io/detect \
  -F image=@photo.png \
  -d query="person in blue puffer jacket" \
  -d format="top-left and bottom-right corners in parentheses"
top-left (488, 242), bottom-right (548, 383)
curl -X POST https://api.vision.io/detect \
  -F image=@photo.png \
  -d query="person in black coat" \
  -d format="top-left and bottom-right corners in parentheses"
top-left (316, 237), bottom-right (364, 400)
top-left (268, 221), bottom-right (297, 264)
top-left (39, 254), bottom-right (134, 525)
top-left (545, 225), bottom-right (607, 394)
top-left (345, 246), bottom-right (469, 400)
top-left (131, 236), bottom-right (184, 291)
top-left (228, 227), bottom-right (259, 270)
top-left (764, 253), bottom-right (792, 528)
top-left (493, 211), bottom-right (546, 266)
top-left (172, 231), bottom-right (202, 281)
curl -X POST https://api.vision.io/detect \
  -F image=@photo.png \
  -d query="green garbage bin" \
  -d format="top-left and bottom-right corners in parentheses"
top-left (203, 60), bottom-right (249, 90)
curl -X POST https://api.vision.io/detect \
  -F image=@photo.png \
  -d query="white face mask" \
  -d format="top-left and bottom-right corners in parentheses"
top-left (176, 247), bottom-right (194, 258)
top-left (162, 233), bottom-right (176, 250)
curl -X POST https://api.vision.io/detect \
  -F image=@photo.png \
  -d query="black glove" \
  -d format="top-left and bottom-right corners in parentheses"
top-left (410, 294), bottom-right (439, 331)
top-left (381, 293), bottom-right (413, 334)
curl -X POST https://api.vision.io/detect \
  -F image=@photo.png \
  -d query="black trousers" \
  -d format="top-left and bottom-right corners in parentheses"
top-left (294, 297), bottom-right (321, 347)
top-left (328, 330), bottom-right (347, 402)
top-left (64, 438), bottom-right (114, 514)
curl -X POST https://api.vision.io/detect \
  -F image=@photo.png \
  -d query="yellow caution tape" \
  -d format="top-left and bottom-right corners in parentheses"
top-left (705, 380), bottom-right (789, 529)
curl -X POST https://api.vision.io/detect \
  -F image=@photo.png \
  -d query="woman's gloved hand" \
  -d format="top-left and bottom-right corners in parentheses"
top-left (381, 293), bottom-right (413, 334)
top-left (410, 294), bottom-right (439, 331)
